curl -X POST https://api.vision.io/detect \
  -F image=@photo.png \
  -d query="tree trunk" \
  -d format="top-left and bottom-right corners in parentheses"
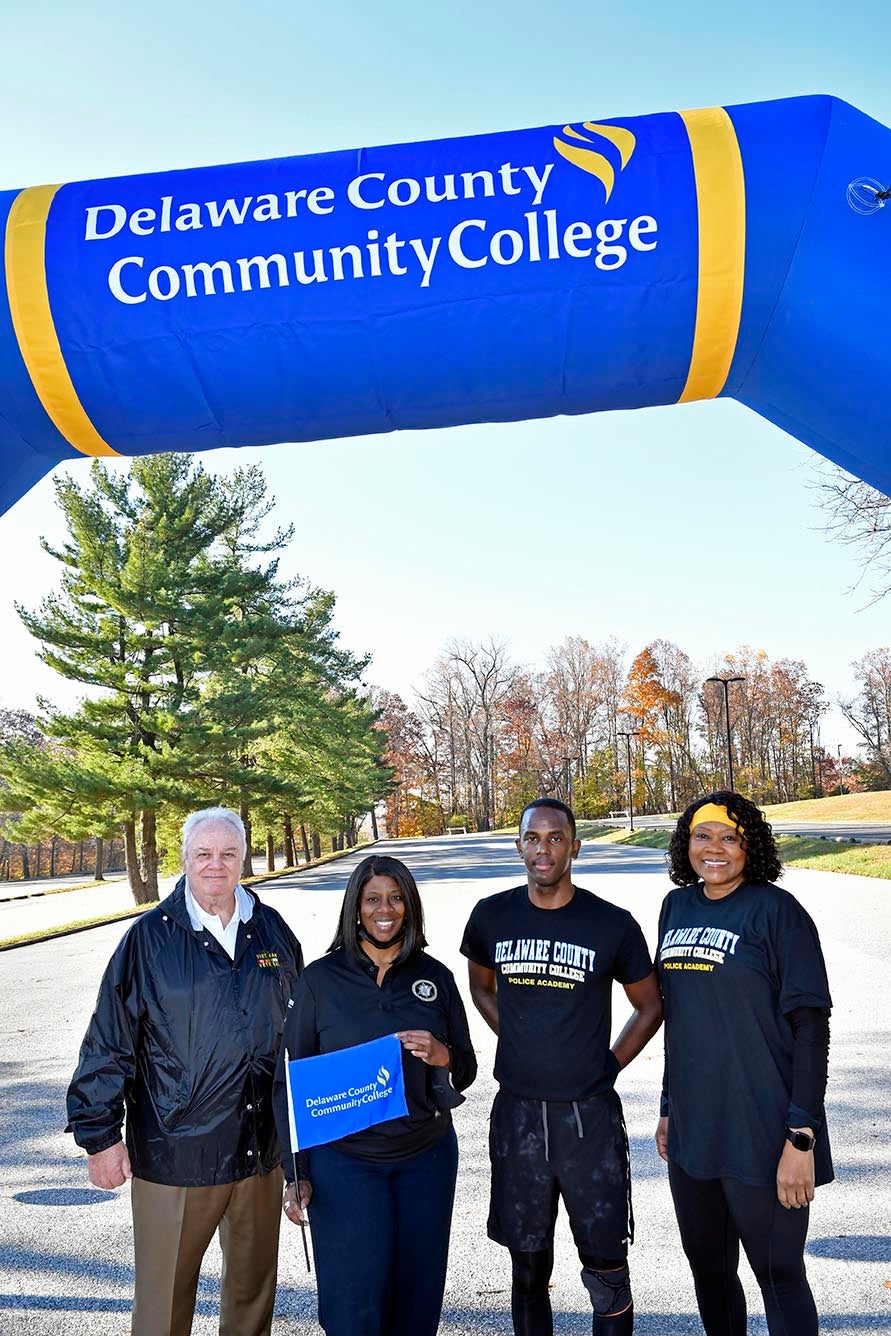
top-left (300, 824), bottom-right (311, 863)
top-left (141, 810), bottom-right (160, 900)
top-left (35, 843), bottom-right (42, 878)
top-left (283, 815), bottom-right (296, 866)
top-left (240, 799), bottom-right (253, 880)
top-left (78, 840), bottom-right (85, 874)
top-left (21, 844), bottom-right (30, 879)
top-left (266, 832), bottom-right (276, 872)
top-left (123, 822), bottom-right (150, 902)
top-left (311, 830), bottom-right (321, 860)
top-left (49, 835), bottom-right (57, 878)
top-left (370, 807), bottom-right (379, 840)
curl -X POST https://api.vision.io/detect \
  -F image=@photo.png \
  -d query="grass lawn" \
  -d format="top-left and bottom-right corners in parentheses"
top-left (591, 827), bottom-right (891, 879)
top-left (753, 791), bottom-right (891, 823)
top-left (573, 822), bottom-right (617, 841)
top-left (0, 902), bottom-right (152, 950)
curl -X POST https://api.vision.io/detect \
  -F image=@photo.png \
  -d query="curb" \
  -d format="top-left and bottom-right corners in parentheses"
top-left (0, 875), bottom-right (127, 904)
top-left (0, 840), bottom-right (379, 952)
top-left (0, 905), bottom-right (147, 952)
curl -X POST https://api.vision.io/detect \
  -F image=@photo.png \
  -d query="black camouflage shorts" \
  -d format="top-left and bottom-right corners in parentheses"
top-left (487, 1088), bottom-right (632, 1259)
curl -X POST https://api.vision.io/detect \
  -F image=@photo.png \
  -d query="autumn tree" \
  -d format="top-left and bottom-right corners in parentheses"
top-left (418, 639), bottom-right (517, 831)
top-left (622, 646), bottom-right (686, 812)
top-left (497, 674), bottom-right (543, 821)
top-left (701, 649), bottom-right (827, 802)
top-left (817, 468), bottom-right (891, 604)
top-left (374, 690), bottom-right (444, 836)
top-left (538, 638), bottom-right (626, 812)
top-left (840, 649), bottom-right (891, 784)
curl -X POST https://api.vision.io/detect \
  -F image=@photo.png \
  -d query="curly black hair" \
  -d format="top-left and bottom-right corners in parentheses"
top-left (667, 790), bottom-right (782, 887)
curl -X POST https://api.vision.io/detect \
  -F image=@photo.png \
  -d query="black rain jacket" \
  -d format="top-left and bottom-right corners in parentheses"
top-left (66, 878), bottom-right (303, 1186)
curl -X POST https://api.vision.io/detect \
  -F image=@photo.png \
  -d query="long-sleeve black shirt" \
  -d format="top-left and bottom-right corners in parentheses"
top-left (273, 946), bottom-right (476, 1177)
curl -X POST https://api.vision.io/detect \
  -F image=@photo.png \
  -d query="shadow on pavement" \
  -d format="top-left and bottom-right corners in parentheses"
top-left (0, 1238), bottom-right (314, 1318)
top-left (0, 1061), bottom-right (73, 1172)
top-left (808, 1234), bottom-right (891, 1261)
top-left (437, 1306), bottom-right (891, 1333)
top-left (12, 1187), bottom-right (112, 1206)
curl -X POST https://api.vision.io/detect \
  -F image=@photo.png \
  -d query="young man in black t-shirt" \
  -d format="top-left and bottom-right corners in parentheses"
top-left (461, 798), bottom-right (662, 1336)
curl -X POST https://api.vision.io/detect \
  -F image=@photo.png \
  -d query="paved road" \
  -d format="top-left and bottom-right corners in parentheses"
top-left (0, 871), bottom-right (128, 903)
top-left (0, 834), bottom-right (888, 1333)
top-left (0, 856), bottom-right (290, 942)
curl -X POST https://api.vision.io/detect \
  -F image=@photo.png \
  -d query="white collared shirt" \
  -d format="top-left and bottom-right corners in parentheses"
top-left (184, 880), bottom-right (254, 959)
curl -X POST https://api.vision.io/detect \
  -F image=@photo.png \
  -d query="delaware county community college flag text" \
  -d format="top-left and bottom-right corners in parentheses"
top-left (285, 1033), bottom-right (409, 1151)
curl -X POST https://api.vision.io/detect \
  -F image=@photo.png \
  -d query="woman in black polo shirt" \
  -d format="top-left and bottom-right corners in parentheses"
top-left (655, 791), bottom-right (832, 1336)
top-left (273, 853), bottom-right (476, 1336)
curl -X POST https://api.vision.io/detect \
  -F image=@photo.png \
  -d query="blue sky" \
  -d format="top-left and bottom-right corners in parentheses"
top-left (2, 0), bottom-right (891, 753)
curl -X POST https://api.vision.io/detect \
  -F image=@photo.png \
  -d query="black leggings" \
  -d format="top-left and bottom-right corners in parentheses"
top-left (668, 1160), bottom-right (818, 1336)
top-left (509, 1247), bottom-right (633, 1335)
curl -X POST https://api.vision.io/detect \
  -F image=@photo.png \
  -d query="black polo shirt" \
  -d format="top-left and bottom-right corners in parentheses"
top-left (274, 947), bottom-right (476, 1163)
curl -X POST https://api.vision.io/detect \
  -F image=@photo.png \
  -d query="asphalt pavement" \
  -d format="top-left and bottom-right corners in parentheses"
top-left (0, 855), bottom-right (290, 942)
top-left (0, 834), bottom-right (888, 1334)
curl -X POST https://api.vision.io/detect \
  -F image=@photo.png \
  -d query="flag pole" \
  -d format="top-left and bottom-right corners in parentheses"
top-left (285, 1049), bottom-right (312, 1274)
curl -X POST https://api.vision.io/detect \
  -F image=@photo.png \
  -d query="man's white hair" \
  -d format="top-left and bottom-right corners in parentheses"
top-left (181, 807), bottom-right (247, 861)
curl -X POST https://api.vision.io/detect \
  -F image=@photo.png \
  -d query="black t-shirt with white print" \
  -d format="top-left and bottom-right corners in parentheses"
top-left (460, 883), bottom-right (653, 1101)
top-left (658, 879), bottom-right (834, 1188)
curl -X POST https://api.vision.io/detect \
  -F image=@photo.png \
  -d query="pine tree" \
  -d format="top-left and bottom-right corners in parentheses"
top-left (7, 458), bottom-right (294, 899)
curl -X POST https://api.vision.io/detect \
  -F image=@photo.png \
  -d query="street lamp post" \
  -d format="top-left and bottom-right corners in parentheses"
top-left (706, 675), bottom-right (745, 792)
top-left (616, 729), bottom-right (641, 831)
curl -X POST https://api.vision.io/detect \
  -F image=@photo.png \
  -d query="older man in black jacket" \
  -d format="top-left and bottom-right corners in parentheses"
top-left (67, 806), bottom-right (303, 1336)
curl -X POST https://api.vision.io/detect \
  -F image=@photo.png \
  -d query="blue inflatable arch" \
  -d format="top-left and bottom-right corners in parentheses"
top-left (2, 94), bottom-right (889, 515)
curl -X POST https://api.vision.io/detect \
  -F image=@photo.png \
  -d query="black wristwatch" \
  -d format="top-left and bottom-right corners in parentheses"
top-left (786, 1128), bottom-right (816, 1152)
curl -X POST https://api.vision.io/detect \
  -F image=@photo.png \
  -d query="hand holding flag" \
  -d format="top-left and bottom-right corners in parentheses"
top-left (282, 1180), bottom-right (313, 1273)
top-left (285, 1032), bottom-right (409, 1153)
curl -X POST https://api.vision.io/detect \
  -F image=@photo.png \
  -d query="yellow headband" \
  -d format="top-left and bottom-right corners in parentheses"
top-left (690, 803), bottom-right (743, 833)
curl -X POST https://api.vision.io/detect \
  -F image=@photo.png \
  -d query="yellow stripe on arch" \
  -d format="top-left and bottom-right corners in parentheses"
top-left (677, 107), bottom-right (746, 404)
top-left (5, 184), bottom-right (119, 457)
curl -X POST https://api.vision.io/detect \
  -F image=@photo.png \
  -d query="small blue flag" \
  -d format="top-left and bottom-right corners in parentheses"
top-left (285, 1033), bottom-right (409, 1152)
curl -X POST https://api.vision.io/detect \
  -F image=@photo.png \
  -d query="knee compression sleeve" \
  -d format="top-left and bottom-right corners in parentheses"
top-left (580, 1261), bottom-right (632, 1317)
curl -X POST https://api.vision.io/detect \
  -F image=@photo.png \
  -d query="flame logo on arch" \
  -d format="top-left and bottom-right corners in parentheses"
top-left (553, 121), bottom-right (636, 202)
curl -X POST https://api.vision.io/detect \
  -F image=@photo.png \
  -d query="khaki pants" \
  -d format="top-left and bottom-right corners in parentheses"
top-left (130, 1167), bottom-right (283, 1336)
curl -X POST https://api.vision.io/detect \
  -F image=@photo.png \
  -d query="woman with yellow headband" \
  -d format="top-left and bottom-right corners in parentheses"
top-left (655, 791), bottom-right (832, 1336)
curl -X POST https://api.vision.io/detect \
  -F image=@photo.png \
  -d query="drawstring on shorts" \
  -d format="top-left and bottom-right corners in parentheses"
top-left (618, 1101), bottom-right (635, 1245)
top-left (540, 1100), bottom-right (585, 1163)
